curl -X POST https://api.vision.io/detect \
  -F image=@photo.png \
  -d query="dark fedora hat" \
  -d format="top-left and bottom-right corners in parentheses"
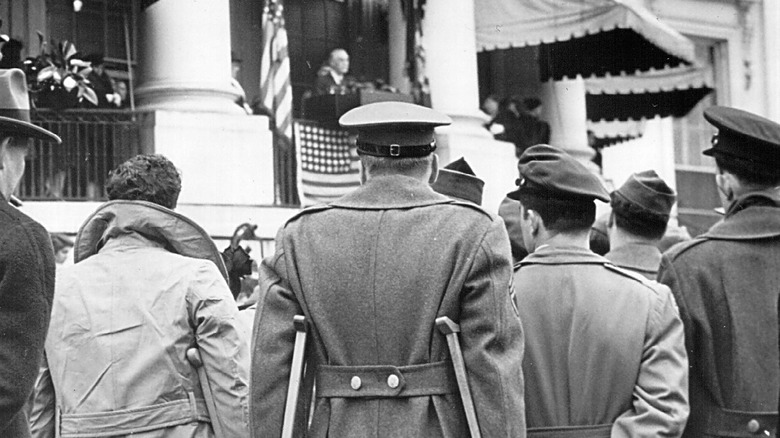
top-left (0, 69), bottom-right (61, 143)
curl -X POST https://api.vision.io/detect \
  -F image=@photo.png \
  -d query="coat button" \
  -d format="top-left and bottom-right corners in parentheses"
top-left (350, 376), bottom-right (362, 390)
top-left (387, 374), bottom-right (399, 389)
top-left (747, 419), bottom-right (760, 433)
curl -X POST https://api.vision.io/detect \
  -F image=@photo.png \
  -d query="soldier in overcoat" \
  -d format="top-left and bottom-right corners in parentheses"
top-left (250, 102), bottom-right (526, 438)
top-left (658, 106), bottom-right (780, 437)
top-left (605, 170), bottom-right (677, 280)
top-left (511, 145), bottom-right (689, 437)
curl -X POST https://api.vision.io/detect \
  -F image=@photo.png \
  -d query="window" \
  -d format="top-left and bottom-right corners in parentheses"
top-left (46, 0), bottom-right (138, 81)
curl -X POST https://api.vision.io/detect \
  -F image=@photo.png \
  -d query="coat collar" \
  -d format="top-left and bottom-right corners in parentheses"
top-left (704, 189), bottom-right (780, 240)
top-left (330, 174), bottom-right (454, 210)
top-left (74, 200), bottom-right (228, 281)
top-left (519, 244), bottom-right (607, 266)
top-left (604, 243), bottom-right (661, 275)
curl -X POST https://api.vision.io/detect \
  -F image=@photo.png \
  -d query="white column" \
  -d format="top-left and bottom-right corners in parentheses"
top-left (418, 0), bottom-right (516, 212)
top-left (541, 77), bottom-right (596, 163)
top-left (136, 0), bottom-right (242, 114)
top-left (421, 0), bottom-right (481, 118)
top-left (387, 0), bottom-right (410, 94)
top-left (764, 0), bottom-right (780, 121)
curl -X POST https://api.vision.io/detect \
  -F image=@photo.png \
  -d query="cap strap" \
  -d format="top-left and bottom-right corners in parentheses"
top-left (356, 141), bottom-right (436, 158)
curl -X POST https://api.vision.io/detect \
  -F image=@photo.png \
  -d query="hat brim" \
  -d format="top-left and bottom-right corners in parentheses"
top-left (0, 116), bottom-right (61, 144)
top-left (506, 188), bottom-right (522, 201)
top-left (702, 146), bottom-right (714, 156)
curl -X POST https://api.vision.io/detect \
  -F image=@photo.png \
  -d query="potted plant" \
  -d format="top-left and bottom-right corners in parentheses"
top-left (24, 33), bottom-right (98, 109)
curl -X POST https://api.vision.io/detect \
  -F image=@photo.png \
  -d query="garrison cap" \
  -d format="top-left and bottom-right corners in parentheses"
top-left (703, 106), bottom-right (780, 177)
top-left (507, 144), bottom-right (609, 202)
top-left (431, 157), bottom-right (485, 205)
top-left (339, 102), bottom-right (451, 158)
top-left (611, 170), bottom-right (676, 222)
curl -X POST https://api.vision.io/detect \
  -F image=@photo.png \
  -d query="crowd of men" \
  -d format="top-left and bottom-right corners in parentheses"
top-left (1, 62), bottom-right (780, 437)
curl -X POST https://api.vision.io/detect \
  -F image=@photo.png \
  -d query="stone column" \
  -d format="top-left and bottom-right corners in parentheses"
top-left (540, 77), bottom-right (596, 163)
top-left (135, 0), bottom-right (242, 114)
top-left (764, 0), bottom-right (780, 121)
top-left (418, 0), bottom-right (516, 211)
top-left (387, 0), bottom-right (410, 94)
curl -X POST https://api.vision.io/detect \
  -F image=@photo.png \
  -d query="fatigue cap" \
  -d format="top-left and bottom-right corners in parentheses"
top-left (507, 144), bottom-right (609, 202)
top-left (339, 102), bottom-right (451, 158)
top-left (703, 106), bottom-right (780, 177)
top-left (431, 157), bottom-right (484, 205)
top-left (611, 170), bottom-right (676, 222)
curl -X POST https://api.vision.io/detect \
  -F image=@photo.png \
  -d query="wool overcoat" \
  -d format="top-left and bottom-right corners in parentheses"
top-left (0, 199), bottom-right (55, 438)
top-left (29, 201), bottom-right (250, 438)
top-left (250, 174), bottom-right (526, 438)
top-left (658, 189), bottom-right (780, 437)
top-left (514, 246), bottom-right (689, 438)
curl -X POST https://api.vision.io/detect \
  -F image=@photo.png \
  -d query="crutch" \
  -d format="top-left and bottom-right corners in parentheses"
top-left (436, 316), bottom-right (482, 438)
top-left (186, 347), bottom-right (227, 438)
top-left (282, 315), bottom-right (309, 438)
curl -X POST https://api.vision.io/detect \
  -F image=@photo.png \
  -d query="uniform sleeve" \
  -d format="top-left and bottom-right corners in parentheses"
top-left (249, 230), bottom-right (304, 438)
top-left (612, 284), bottom-right (689, 437)
top-left (29, 355), bottom-right (55, 438)
top-left (187, 261), bottom-right (250, 438)
top-left (0, 223), bottom-right (54, 429)
top-left (458, 218), bottom-right (526, 437)
top-left (658, 255), bottom-right (696, 363)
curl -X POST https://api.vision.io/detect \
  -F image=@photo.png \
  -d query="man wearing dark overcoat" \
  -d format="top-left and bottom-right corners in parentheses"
top-left (250, 102), bottom-right (526, 437)
top-left (0, 68), bottom-right (61, 437)
top-left (658, 106), bottom-right (780, 437)
top-left (511, 145), bottom-right (689, 437)
top-left (605, 170), bottom-right (676, 280)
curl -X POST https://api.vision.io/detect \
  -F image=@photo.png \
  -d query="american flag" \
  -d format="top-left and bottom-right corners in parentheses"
top-left (260, 0), bottom-right (292, 145)
top-left (294, 120), bottom-right (361, 205)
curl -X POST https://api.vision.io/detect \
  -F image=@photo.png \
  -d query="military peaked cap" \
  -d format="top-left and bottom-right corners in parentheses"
top-left (340, 102), bottom-right (451, 158)
top-left (431, 157), bottom-right (485, 205)
top-left (703, 106), bottom-right (780, 177)
top-left (507, 144), bottom-right (609, 202)
top-left (611, 170), bottom-right (676, 222)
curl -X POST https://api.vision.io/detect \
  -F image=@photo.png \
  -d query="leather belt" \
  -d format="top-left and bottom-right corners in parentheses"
top-left (704, 408), bottom-right (778, 437)
top-left (528, 424), bottom-right (612, 438)
top-left (316, 361), bottom-right (457, 398)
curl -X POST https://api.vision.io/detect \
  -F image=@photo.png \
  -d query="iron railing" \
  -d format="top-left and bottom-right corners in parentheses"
top-left (17, 109), bottom-right (303, 206)
top-left (19, 109), bottom-right (143, 201)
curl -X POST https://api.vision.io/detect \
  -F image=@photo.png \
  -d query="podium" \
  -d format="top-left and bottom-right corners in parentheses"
top-left (303, 90), bottom-right (414, 126)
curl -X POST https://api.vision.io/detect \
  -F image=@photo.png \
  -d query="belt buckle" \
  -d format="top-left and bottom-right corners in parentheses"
top-left (389, 144), bottom-right (400, 157)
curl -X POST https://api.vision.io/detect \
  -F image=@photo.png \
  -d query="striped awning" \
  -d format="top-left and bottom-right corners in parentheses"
top-left (585, 65), bottom-right (713, 121)
top-left (475, 0), bottom-right (696, 80)
top-left (587, 119), bottom-right (646, 148)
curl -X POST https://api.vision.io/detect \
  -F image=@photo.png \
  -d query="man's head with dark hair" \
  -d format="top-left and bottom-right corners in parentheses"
top-left (714, 155), bottom-right (780, 187)
top-left (106, 154), bottom-right (182, 209)
top-left (609, 170), bottom-right (675, 241)
top-left (507, 145), bottom-right (609, 252)
top-left (517, 193), bottom-right (595, 233)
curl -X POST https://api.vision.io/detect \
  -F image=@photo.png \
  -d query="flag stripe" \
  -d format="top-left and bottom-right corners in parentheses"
top-left (294, 120), bottom-right (362, 205)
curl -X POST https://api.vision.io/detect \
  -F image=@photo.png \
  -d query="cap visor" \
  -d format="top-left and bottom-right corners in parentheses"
top-left (702, 147), bottom-right (714, 156)
top-left (506, 188), bottom-right (522, 201)
top-left (0, 117), bottom-right (61, 144)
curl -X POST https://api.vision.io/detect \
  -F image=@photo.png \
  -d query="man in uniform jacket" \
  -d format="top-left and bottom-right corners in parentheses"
top-left (0, 68), bottom-right (61, 438)
top-left (250, 102), bottom-right (526, 438)
top-left (511, 145), bottom-right (689, 437)
top-left (658, 106), bottom-right (780, 437)
top-left (605, 170), bottom-right (676, 280)
top-left (30, 154), bottom-right (250, 437)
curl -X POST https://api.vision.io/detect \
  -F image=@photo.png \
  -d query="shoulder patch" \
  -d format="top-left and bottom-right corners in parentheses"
top-left (449, 199), bottom-right (495, 220)
top-left (285, 204), bottom-right (333, 225)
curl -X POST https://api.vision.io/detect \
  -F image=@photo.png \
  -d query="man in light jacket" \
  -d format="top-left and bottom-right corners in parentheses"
top-left (30, 154), bottom-right (249, 437)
